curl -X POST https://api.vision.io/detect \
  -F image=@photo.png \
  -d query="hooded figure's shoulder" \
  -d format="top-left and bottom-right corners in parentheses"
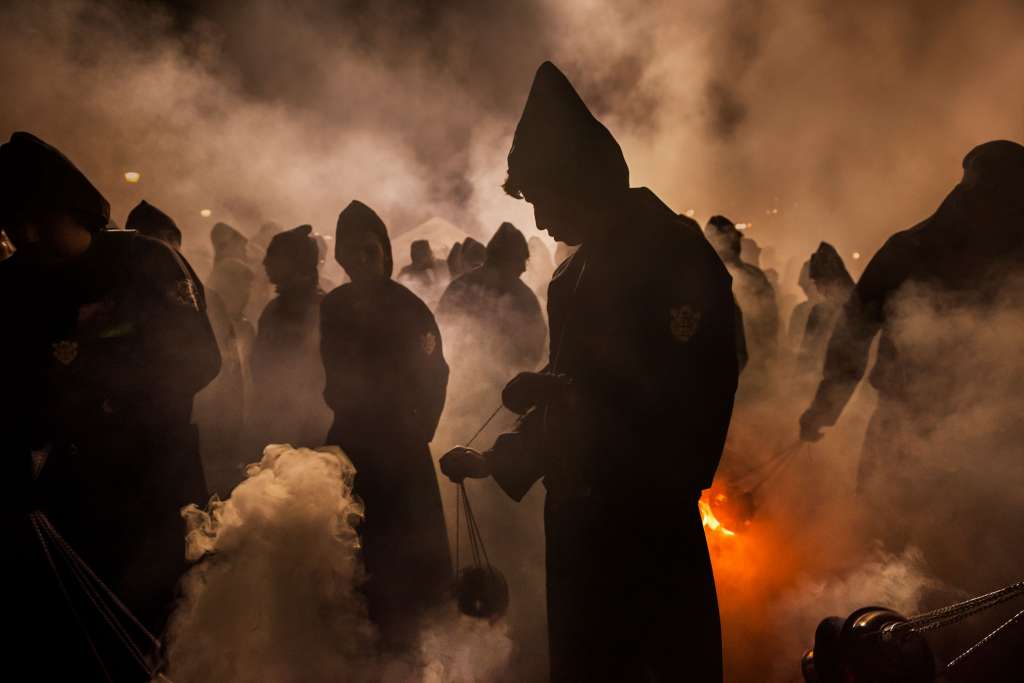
top-left (856, 221), bottom-right (926, 299)
top-left (387, 278), bottom-right (436, 322)
top-left (624, 188), bottom-right (731, 287)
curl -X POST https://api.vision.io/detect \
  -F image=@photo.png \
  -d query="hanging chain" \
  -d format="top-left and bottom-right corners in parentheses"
top-left (943, 606), bottom-right (1024, 673)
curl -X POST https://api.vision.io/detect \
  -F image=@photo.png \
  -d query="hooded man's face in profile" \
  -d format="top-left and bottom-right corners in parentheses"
top-left (524, 185), bottom-right (592, 246)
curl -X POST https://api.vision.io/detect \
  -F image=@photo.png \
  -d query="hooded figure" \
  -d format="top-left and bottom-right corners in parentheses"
top-left (248, 224), bottom-right (330, 450)
top-left (126, 200), bottom-right (182, 248)
top-left (800, 140), bottom-right (1024, 589)
top-left (788, 258), bottom-right (817, 348)
top-left (397, 239), bottom-right (446, 307)
top-left (194, 257), bottom-right (256, 497)
top-left (706, 215), bottom-right (779, 369)
top-left (459, 236), bottom-right (487, 272)
top-left (210, 221), bottom-right (247, 262)
top-left (440, 63), bottom-right (738, 683)
top-left (0, 132), bottom-right (219, 681)
top-left (438, 221), bottom-right (547, 372)
top-left (320, 200), bottom-right (451, 651)
top-left (797, 242), bottom-right (853, 370)
top-left (446, 240), bottom-right (464, 279)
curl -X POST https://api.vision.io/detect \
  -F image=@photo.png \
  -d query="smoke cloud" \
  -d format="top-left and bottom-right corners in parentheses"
top-left (5, 0), bottom-right (1024, 680)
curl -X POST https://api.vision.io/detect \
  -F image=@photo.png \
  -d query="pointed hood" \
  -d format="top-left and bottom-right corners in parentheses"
top-left (0, 131), bottom-right (110, 233)
top-left (211, 221), bottom-right (248, 261)
top-left (504, 62), bottom-right (628, 198)
top-left (126, 200), bottom-right (181, 246)
top-left (336, 200), bottom-right (393, 278)
top-left (486, 221), bottom-right (529, 265)
top-left (809, 242), bottom-right (853, 292)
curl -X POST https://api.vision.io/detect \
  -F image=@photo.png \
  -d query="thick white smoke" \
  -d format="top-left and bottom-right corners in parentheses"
top-left (165, 444), bottom-right (512, 683)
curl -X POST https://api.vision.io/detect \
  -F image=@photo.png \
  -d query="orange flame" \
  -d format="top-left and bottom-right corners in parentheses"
top-left (700, 491), bottom-right (736, 537)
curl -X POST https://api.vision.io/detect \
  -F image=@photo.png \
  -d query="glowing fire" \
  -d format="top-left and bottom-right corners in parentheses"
top-left (700, 491), bottom-right (736, 537)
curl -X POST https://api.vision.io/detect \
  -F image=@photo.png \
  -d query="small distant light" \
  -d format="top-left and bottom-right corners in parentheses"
top-left (852, 252), bottom-right (861, 260)
top-left (200, 209), bottom-right (212, 218)
top-left (736, 223), bottom-right (748, 231)
top-left (685, 209), bottom-right (696, 217)
top-left (124, 171), bottom-right (140, 183)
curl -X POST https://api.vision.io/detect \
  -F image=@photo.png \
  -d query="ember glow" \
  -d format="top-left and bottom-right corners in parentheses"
top-left (700, 493), bottom-right (733, 536)
top-left (123, 171), bottom-right (140, 183)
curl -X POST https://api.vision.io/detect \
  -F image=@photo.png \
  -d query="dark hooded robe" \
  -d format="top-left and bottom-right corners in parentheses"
top-left (706, 215), bottom-right (779, 371)
top-left (485, 63), bottom-right (738, 682)
top-left (126, 199), bottom-right (182, 248)
top-left (788, 258), bottom-right (816, 348)
top-left (797, 242), bottom-right (853, 371)
top-left (320, 201), bottom-right (451, 649)
top-left (0, 132), bottom-right (219, 681)
top-left (397, 239), bottom-right (447, 308)
top-left (802, 140), bottom-right (1024, 588)
top-left (249, 224), bottom-right (330, 450)
top-left (438, 222), bottom-right (548, 371)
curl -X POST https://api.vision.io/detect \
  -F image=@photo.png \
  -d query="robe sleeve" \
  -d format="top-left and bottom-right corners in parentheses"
top-left (805, 234), bottom-right (911, 426)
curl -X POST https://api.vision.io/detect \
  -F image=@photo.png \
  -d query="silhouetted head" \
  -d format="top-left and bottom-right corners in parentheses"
top-left (335, 200), bottom-right (392, 284)
top-left (809, 242), bottom-right (854, 300)
top-left (486, 222), bottom-right (530, 278)
top-left (958, 139), bottom-right (1024, 217)
top-left (504, 62), bottom-right (630, 246)
top-left (211, 222), bottom-right (248, 262)
top-left (410, 239), bottom-right (435, 269)
top-left (705, 215), bottom-right (743, 261)
top-left (264, 224), bottom-right (318, 290)
top-left (0, 131), bottom-right (109, 267)
top-left (127, 200), bottom-right (182, 248)
top-left (461, 237), bottom-right (486, 271)
top-left (797, 259), bottom-right (815, 298)
top-left (209, 257), bottom-right (254, 318)
top-left (447, 241), bottom-right (464, 277)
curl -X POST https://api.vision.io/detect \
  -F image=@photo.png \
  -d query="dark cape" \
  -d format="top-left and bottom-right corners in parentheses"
top-left (2, 230), bottom-right (219, 681)
top-left (323, 201), bottom-right (451, 648)
top-left (320, 278), bottom-right (452, 647)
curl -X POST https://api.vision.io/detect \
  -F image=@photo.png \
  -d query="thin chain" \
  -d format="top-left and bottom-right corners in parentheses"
top-left (944, 606), bottom-right (1024, 672)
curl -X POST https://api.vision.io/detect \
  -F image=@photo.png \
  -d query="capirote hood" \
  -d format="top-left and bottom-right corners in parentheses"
top-left (504, 62), bottom-right (628, 199)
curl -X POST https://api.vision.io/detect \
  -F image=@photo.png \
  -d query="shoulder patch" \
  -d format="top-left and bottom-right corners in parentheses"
top-left (172, 279), bottom-right (200, 310)
top-left (420, 331), bottom-right (437, 356)
top-left (670, 305), bottom-right (701, 343)
top-left (53, 340), bottom-right (78, 365)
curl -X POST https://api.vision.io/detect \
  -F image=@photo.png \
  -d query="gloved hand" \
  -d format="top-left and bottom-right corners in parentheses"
top-left (501, 371), bottom-right (573, 415)
top-left (440, 446), bottom-right (493, 483)
top-left (799, 409), bottom-right (827, 443)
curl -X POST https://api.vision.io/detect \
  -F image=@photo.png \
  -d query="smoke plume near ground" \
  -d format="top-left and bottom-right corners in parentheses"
top-left (167, 444), bottom-right (512, 682)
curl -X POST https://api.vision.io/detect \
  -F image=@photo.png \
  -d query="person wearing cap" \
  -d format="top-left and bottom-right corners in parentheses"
top-left (439, 63), bottom-right (739, 682)
top-left (320, 200), bottom-right (451, 653)
top-left (438, 221), bottom-right (547, 372)
top-left (248, 224), bottom-right (331, 451)
top-left (705, 214), bottom-right (780, 374)
top-left (0, 132), bottom-right (220, 680)
top-left (126, 199), bottom-right (183, 249)
top-left (796, 242), bottom-right (854, 372)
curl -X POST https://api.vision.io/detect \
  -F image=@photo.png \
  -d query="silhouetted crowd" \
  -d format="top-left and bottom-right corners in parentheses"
top-left (3, 59), bottom-right (1023, 682)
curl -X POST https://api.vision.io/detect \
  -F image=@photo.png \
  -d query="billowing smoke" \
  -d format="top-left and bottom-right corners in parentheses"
top-left (166, 444), bottom-right (512, 682)
top-left (5, 0), bottom-right (1024, 680)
